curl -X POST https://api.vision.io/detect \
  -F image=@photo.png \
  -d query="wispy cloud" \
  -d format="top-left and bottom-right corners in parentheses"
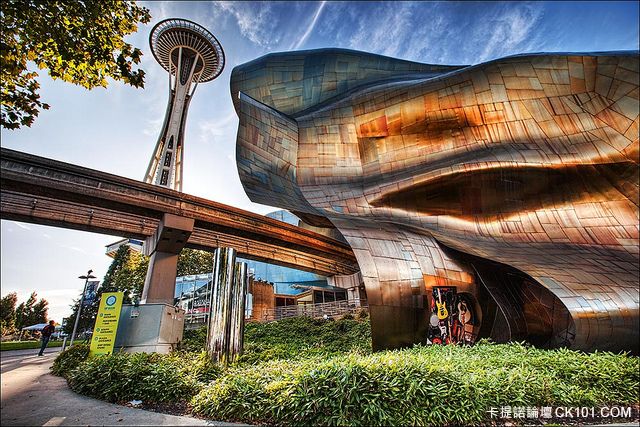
top-left (348, 2), bottom-right (416, 58)
top-left (213, 2), bottom-right (280, 48)
top-left (198, 111), bottom-right (238, 143)
top-left (320, 2), bottom-right (545, 65)
top-left (60, 245), bottom-right (86, 254)
top-left (291, 1), bottom-right (327, 50)
top-left (12, 221), bottom-right (31, 231)
top-left (475, 3), bottom-right (544, 62)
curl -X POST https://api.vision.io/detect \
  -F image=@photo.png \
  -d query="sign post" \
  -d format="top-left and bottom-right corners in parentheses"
top-left (89, 292), bottom-right (124, 356)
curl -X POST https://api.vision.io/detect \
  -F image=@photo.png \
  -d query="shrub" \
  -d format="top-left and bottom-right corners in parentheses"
top-left (240, 316), bottom-right (371, 364)
top-left (191, 342), bottom-right (640, 426)
top-left (174, 316), bottom-right (372, 364)
top-left (179, 326), bottom-right (207, 352)
top-left (51, 344), bottom-right (90, 378)
top-left (62, 350), bottom-right (220, 403)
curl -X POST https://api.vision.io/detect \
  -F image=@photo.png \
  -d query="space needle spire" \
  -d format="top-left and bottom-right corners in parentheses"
top-left (145, 18), bottom-right (225, 191)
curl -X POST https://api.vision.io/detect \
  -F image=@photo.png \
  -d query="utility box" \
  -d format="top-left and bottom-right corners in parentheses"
top-left (114, 304), bottom-right (184, 354)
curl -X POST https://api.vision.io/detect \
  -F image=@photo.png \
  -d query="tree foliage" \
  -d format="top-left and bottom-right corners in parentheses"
top-left (65, 245), bottom-right (149, 335)
top-left (0, 292), bottom-right (18, 335)
top-left (101, 245), bottom-right (149, 303)
top-left (0, 0), bottom-right (151, 129)
top-left (177, 248), bottom-right (214, 277)
top-left (5, 291), bottom-right (49, 332)
top-left (63, 246), bottom-right (214, 335)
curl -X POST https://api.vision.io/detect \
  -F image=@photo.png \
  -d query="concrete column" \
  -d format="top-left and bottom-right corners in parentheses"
top-left (141, 213), bottom-right (194, 304)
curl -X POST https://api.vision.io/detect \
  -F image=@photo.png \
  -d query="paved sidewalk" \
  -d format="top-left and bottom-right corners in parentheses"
top-left (0, 349), bottom-right (231, 426)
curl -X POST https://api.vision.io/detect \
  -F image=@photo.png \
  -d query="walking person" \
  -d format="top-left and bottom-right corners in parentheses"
top-left (38, 320), bottom-right (55, 356)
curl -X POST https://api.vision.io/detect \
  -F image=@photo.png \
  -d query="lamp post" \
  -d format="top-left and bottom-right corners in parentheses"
top-left (70, 269), bottom-right (96, 346)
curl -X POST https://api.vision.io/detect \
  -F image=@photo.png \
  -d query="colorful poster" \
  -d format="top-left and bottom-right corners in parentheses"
top-left (89, 292), bottom-right (123, 356)
top-left (428, 287), bottom-right (478, 345)
top-left (83, 281), bottom-right (100, 307)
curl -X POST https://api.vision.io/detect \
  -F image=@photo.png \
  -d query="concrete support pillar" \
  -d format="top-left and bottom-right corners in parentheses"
top-left (141, 213), bottom-right (194, 304)
top-left (206, 247), bottom-right (247, 364)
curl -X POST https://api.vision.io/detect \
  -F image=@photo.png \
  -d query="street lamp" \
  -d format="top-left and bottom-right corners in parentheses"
top-left (70, 269), bottom-right (97, 346)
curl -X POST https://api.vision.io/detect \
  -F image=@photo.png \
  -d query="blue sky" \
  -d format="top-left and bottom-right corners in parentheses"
top-left (1, 1), bottom-right (638, 323)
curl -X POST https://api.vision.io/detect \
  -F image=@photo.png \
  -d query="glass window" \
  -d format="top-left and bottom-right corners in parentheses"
top-left (313, 290), bottom-right (324, 304)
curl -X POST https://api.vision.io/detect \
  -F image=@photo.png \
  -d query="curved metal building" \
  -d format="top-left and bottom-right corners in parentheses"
top-left (145, 18), bottom-right (225, 191)
top-left (231, 48), bottom-right (639, 353)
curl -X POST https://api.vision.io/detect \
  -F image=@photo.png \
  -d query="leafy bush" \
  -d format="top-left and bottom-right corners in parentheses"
top-left (67, 351), bottom-right (220, 403)
top-left (240, 316), bottom-right (371, 364)
top-left (179, 326), bottom-right (207, 352)
top-left (176, 317), bottom-right (371, 364)
top-left (51, 344), bottom-right (90, 378)
top-left (53, 315), bottom-right (639, 426)
top-left (191, 342), bottom-right (640, 426)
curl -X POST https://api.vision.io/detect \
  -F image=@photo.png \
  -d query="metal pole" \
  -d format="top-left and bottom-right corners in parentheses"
top-left (70, 269), bottom-right (94, 346)
top-left (206, 247), bottom-right (236, 364)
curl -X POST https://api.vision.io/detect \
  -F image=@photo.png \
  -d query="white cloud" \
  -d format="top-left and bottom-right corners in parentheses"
top-left (12, 221), bottom-right (32, 231)
top-left (198, 111), bottom-right (238, 142)
top-left (291, 1), bottom-right (327, 50)
top-left (348, 3), bottom-right (416, 58)
top-left (476, 3), bottom-right (544, 62)
top-left (213, 2), bottom-right (280, 48)
top-left (60, 245), bottom-right (87, 254)
top-left (325, 2), bottom-right (544, 65)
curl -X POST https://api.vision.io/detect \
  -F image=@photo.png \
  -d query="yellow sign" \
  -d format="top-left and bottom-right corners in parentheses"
top-left (89, 292), bottom-right (123, 356)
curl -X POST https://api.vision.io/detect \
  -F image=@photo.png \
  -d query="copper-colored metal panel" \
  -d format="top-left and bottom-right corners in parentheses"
top-left (233, 49), bottom-right (639, 353)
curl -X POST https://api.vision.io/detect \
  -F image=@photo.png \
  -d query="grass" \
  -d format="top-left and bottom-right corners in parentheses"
top-left (52, 315), bottom-right (640, 426)
top-left (1, 340), bottom-right (64, 351)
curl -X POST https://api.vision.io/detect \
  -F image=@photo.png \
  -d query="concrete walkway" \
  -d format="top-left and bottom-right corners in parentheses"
top-left (0, 348), bottom-right (232, 426)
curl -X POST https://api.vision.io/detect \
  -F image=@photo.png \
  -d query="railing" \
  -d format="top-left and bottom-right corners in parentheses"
top-left (262, 299), bottom-right (368, 322)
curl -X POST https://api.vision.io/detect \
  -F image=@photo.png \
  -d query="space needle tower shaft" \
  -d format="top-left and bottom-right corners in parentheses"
top-left (145, 19), bottom-right (225, 191)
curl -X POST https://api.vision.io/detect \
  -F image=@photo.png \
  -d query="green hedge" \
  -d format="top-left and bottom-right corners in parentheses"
top-left (67, 351), bottom-right (220, 403)
top-left (51, 316), bottom-right (639, 425)
top-left (51, 344), bottom-right (90, 377)
top-left (1, 340), bottom-right (63, 351)
top-left (240, 315), bottom-right (372, 363)
top-left (191, 342), bottom-right (640, 426)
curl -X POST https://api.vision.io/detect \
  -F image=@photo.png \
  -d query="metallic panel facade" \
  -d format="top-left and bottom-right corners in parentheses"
top-left (232, 48), bottom-right (639, 353)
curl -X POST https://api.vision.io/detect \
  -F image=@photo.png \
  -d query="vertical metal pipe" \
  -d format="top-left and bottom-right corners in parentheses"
top-left (229, 262), bottom-right (247, 362)
top-left (206, 247), bottom-right (236, 363)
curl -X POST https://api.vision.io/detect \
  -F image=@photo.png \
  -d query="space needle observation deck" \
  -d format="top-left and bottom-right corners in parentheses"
top-left (144, 18), bottom-right (225, 191)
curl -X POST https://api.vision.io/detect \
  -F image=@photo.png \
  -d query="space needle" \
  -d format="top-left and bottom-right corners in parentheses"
top-left (144, 18), bottom-right (225, 191)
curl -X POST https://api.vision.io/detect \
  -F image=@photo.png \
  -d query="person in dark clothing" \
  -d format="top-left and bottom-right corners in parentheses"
top-left (38, 320), bottom-right (55, 356)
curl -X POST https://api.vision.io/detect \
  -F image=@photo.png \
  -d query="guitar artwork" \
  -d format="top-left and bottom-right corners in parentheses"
top-left (435, 288), bottom-right (449, 320)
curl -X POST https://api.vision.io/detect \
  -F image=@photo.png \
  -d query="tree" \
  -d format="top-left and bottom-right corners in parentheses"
top-left (64, 296), bottom-right (98, 336)
top-left (31, 299), bottom-right (48, 324)
top-left (101, 245), bottom-right (149, 303)
top-left (0, 292), bottom-right (18, 335)
top-left (63, 246), bottom-right (214, 335)
top-left (65, 245), bottom-right (149, 335)
top-left (17, 291), bottom-right (37, 329)
top-left (177, 248), bottom-right (214, 276)
top-left (14, 302), bottom-right (25, 331)
top-left (1, 0), bottom-right (151, 129)
top-left (12, 291), bottom-right (48, 330)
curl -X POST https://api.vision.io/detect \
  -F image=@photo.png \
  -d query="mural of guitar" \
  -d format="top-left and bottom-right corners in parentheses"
top-left (436, 288), bottom-right (448, 320)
